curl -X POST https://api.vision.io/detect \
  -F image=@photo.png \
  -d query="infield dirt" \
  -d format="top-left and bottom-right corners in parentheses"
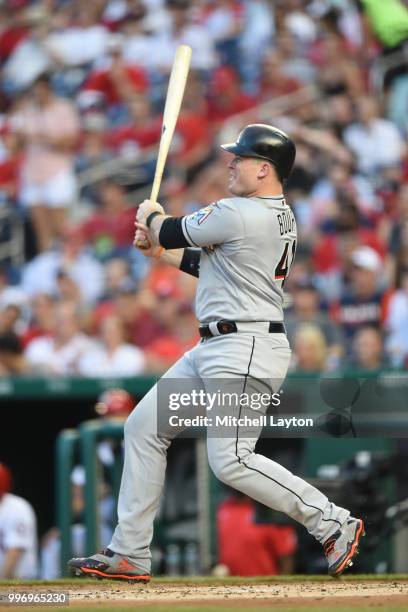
top-left (0, 576), bottom-right (407, 611)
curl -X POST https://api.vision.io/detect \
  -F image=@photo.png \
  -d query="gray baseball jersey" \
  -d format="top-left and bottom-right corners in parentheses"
top-left (181, 195), bottom-right (297, 323)
top-left (107, 194), bottom-right (350, 575)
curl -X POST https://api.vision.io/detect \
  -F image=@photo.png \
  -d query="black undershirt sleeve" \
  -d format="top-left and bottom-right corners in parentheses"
top-left (179, 248), bottom-right (201, 278)
top-left (159, 217), bottom-right (190, 249)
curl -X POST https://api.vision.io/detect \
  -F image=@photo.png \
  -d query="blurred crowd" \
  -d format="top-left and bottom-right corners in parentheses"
top-left (0, 0), bottom-right (407, 377)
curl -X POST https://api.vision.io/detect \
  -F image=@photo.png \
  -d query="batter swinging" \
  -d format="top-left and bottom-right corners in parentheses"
top-left (69, 124), bottom-right (364, 581)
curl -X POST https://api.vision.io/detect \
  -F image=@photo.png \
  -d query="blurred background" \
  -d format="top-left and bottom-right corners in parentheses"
top-left (0, 0), bottom-right (407, 581)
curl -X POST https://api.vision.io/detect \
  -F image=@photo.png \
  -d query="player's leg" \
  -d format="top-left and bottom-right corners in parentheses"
top-left (207, 423), bottom-right (363, 576)
top-left (69, 350), bottom-right (202, 579)
top-left (198, 333), bottom-right (363, 574)
top-left (109, 351), bottom-right (202, 565)
top-left (207, 419), bottom-right (349, 542)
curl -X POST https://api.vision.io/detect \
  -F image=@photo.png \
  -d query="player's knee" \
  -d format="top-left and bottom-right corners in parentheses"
top-left (123, 405), bottom-right (146, 438)
top-left (207, 451), bottom-right (237, 485)
top-left (123, 394), bottom-right (162, 443)
top-left (123, 412), bottom-right (136, 439)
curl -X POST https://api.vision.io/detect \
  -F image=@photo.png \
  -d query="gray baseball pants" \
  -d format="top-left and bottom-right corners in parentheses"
top-left (110, 327), bottom-right (349, 573)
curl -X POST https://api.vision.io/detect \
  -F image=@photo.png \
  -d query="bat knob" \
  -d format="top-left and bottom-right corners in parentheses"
top-left (134, 240), bottom-right (149, 249)
top-left (134, 225), bottom-right (150, 250)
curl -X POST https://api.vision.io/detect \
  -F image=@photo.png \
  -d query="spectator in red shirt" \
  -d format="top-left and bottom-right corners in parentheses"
top-left (103, 286), bottom-right (163, 349)
top-left (81, 180), bottom-right (136, 260)
top-left (106, 94), bottom-right (161, 157)
top-left (311, 203), bottom-right (387, 303)
top-left (0, 121), bottom-right (21, 205)
top-left (144, 301), bottom-right (198, 373)
top-left (217, 492), bottom-right (297, 576)
top-left (107, 92), bottom-right (212, 182)
top-left (116, 264), bottom-right (187, 350)
top-left (121, 290), bottom-right (158, 348)
top-left (259, 49), bottom-right (301, 101)
top-left (170, 110), bottom-right (213, 181)
top-left (95, 260), bottom-right (197, 359)
top-left (81, 35), bottom-right (148, 116)
top-left (0, 5), bottom-right (28, 63)
top-left (207, 66), bottom-right (257, 124)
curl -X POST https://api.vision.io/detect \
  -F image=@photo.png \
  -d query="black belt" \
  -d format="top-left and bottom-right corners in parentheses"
top-left (198, 320), bottom-right (286, 338)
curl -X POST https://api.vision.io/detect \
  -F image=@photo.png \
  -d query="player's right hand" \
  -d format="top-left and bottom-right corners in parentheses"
top-left (134, 224), bottom-right (162, 259)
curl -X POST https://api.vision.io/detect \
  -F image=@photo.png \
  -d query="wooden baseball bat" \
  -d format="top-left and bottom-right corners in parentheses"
top-left (135, 44), bottom-right (192, 247)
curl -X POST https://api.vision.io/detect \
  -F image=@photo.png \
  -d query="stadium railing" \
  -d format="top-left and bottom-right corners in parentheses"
top-left (52, 370), bottom-right (407, 575)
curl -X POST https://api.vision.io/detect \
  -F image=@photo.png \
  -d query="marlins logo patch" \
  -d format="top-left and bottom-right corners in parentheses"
top-left (188, 206), bottom-right (214, 225)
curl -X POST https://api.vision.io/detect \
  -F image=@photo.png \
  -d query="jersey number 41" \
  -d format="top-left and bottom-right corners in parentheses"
top-left (275, 240), bottom-right (297, 288)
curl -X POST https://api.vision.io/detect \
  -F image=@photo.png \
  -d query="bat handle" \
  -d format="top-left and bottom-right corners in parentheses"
top-left (134, 190), bottom-right (158, 249)
top-left (134, 186), bottom-right (159, 249)
top-left (149, 176), bottom-right (161, 205)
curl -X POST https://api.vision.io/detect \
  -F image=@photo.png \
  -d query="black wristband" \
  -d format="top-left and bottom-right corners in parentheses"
top-left (180, 248), bottom-right (201, 278)
top-left (146, 211), bottom-right (162, 228)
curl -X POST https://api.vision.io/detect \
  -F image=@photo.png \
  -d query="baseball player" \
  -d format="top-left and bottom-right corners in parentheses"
top-left (0, 463), bottom-right (38, 579)
top-left (69, 124), bottom-right (364, 581)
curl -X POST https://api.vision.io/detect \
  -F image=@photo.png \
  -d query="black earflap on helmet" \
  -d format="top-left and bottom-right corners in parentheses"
top-left (221, 123), bottom-right (296, 181)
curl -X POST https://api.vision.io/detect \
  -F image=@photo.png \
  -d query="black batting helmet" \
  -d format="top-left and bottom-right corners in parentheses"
top-left (221, 124), bottom-right (296, 181)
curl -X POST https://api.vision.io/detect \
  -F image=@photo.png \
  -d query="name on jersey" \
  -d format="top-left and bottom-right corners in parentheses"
top-left (277, 210), bottom-right (296, 236)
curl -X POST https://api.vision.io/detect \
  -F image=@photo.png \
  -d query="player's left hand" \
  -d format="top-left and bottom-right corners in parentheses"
top-left (134, 222), bottom-right (162, 258)
top-left (136, 200), bottom-right (164, 225)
